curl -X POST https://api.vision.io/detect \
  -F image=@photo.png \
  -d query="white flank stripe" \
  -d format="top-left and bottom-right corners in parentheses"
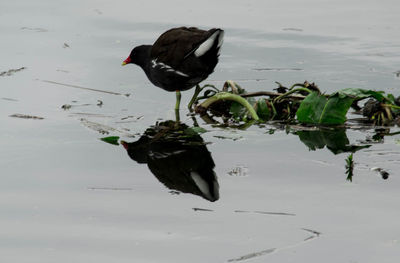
top-left (194, 31), bottom-right (219, 57)
top-left (217, 30), bottom-right (224, 48)
top-left (174, 70), bottom-right (189, 77)
top-left (150, 59), bottom-right (189, 77)
top-left (191, 172), bottom-right (212, 200)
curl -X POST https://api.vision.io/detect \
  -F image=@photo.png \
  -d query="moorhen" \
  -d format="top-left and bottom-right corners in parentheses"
top-left (122, 27), bottom-right (224, 111)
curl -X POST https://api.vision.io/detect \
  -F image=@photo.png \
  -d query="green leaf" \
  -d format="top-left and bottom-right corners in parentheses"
top-left (229, 101), bottom-right (246, 119)
top-left (338, 88), bottom-right (385, 102)
top-left (256, 99), bottom-right (271, 120)
top-left (296, 92), bottom-right (354, 125)
top-left (387, 93), bottom-right (396, 104)
top-left (100, 136), bottom-right (120, 145)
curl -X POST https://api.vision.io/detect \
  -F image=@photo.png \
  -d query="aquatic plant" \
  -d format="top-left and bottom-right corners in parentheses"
top-left (190, 80), bottom-right (400, 126)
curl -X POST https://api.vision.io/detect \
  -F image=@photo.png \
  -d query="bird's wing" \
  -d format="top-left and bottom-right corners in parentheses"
top-left (150, 27), bottom-right (217, 68)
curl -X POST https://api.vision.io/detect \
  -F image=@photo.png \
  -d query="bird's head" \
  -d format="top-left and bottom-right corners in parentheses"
top-left (122, 45), bottom-right (151, 66)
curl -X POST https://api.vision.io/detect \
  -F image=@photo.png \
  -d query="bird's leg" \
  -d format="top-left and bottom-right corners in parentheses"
top-left (175, 109), bottom-right (180, 123)
top-left (175, 90), bottom-right (181, 111)
top-left (175, 90), bottom-right (181, 123)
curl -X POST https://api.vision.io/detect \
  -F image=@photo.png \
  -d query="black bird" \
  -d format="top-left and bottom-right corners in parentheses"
top-left (122, 27), bottom-right (224, 111)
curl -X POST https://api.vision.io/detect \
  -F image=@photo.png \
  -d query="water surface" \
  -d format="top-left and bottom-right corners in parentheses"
top-left (1, 0), bottom-right (400, 262)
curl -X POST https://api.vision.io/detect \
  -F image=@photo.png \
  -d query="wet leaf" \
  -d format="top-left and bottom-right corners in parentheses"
top-left (296, 92), bottom-right (354, 125)
top-left (229, 97), bottom-right (257, 120)
top-left (256, 99), bottom-right (271, 120)
top-left (229, 101), bottom-right (246, 119)
top-left (387, 94), bottom-right (396, 104)
top-left (338, 88), bottom-right (385, 102)
top-left (100, 136), bottom-right (120, 145)
top-left (9, 114), bottom-right (44, 120)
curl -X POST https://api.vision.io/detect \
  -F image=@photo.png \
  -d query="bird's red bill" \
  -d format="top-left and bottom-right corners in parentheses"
top-left (122, 57), bottom-right (131, 66)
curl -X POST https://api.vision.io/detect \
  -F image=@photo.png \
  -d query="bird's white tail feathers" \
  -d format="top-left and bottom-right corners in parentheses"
top-left (194, 30), bottom-right (224, 57)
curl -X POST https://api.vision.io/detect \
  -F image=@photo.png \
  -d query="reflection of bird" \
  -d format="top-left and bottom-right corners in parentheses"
top-left (121, 121), bottom-right (219, 202)
top-left (122, 27), bottom-right (224, 110)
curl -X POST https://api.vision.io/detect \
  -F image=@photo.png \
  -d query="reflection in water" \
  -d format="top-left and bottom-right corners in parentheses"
top-left (295, 128), bottom-right (371, 154)
top-left (121, 121), bottom-right (219, 202)
top-left (293, 127), bottom-right (394, 181)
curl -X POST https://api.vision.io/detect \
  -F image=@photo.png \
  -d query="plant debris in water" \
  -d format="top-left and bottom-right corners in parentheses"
top-left (371, 167), bottom-right (390, 180)
top-left (20, 27), bottom-right (48, 32)
top-left (9, 113), bottom-right (44, 120)
top-left (0, 67), bottom-right (26, 77)
top-left (42, 79), bottom-right (130, 96)
top-left (190, 80), bottom-right (400, 127)
top-left (2, 97), bottom-right (18, 101)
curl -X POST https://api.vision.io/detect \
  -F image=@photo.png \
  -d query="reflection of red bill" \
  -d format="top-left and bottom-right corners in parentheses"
top-left (120, 141), bottom-right (128, 150)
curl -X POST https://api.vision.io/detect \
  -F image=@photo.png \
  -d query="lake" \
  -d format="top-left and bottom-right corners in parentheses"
top-left (1, 0), bottom-right (400, 262)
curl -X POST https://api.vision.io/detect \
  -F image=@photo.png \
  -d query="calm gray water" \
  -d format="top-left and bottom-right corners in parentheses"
top-left (1, 0), bottom-right (400, 262)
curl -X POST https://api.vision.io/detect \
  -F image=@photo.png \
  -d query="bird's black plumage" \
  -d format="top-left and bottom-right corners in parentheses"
top-left (123, 27), bottom-right (224, 92)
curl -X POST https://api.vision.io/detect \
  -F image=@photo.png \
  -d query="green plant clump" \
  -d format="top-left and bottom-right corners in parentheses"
top-left (191, 80), bottom-right (400, 126)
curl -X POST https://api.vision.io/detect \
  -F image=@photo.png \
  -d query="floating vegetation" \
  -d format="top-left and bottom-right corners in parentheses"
top-left (192, 208), bottom-right (214, 212)
top-left (61, 104), bottom-right (72, 110)
top-left (0, 67), bottom-right (26, 77)
top-left (80, 118), bottom-right (133, 136)
top-left (9, 114), bottom-right (44, 120)
top-left (42, 79), bottom-right (130, 96)
top-left (190, 80), bottom-right (400, 127)
top-left (1, 97), bottom-right (18, 102)
top-left (371, 167), bottom-right (390, 180)
top-left (227, 165), bottom-right (248, 176)
top-left (20, 27), bottom-right (48, 32)
top-left (228, 248), bottom-right (276, 262)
